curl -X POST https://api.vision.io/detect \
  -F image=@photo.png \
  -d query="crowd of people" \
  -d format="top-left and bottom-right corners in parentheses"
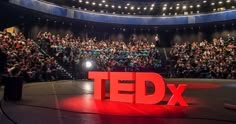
top-left (36, 32), bottom-right (163, 78)
top-left (170, 37), bottom-right (236, 79)
top-left (0, 31), bottom-right (59, 82)
top-left (1, 30), bottom-right (236, 81)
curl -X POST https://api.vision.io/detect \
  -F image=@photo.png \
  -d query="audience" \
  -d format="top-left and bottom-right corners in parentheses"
top-left (36, 32), bottom-right (162, 75)
top-left (170, 37), bottom-right (236, 79)
top-left (1, 30), bottom-right (235, 81)
top-left (0, 32), bottom-right (59, 82)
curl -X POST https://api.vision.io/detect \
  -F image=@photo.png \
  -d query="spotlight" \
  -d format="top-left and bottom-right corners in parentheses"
top-left (162, 7), bottom-right (167, 11)
top-left (85, 61), bottom-right (92, 69)
top-left (131, 6), bottom-right (134, 10)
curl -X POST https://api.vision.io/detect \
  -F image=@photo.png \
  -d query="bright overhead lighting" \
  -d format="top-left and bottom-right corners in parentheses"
top-left (85, 1), bottom-right (89, 4)
top-left (98, 3), bottom-right (102, 6)
top-left (144, 7), bottom-right (147, 10)
top-left (211, 3), bottom-right (215, 5)
top-left (151, 4), bottom-right (155, 7)
top-left (162, 7), bottom-right (166, 11)
top-left (189, 5), bottom-right (193, 8)
top-left (218, 1), bottom-right (223, 4)
top-left (150, 7), bottom-right (153, 11)
top-left (102, 0), bottom-right (105, 3)
top-left (131, 6), bottom-right (134, 10)
top-left (124, 6), bottom-right (128, 9)
top-left (111, 5), bottom-right (115, 8)
top-left (79, 0), bottom-right (82, 3)
top-left (176, 6), bottom-right (179, 10)
top-left (137, 7), bottom-right (140, 10)
top-left (118, 6), bottom-right (121, 9)
top-left (196, 4), bottom-right (200, 8)
top-left (127, 3), bottom-right (130, 6)
top-left (163, 4), bottom-right (167, 7)
top-left (203, 1), bottom-right (207, 3)
top-left (105, 4), bottom-right (108, 7)
top-left (92, 2), bottom-right (96, 5)
top-left (169, 7), bottom-right (173, 10)
top-left (183, 5), bottom-right (187, 9)
top-left (226, 0), bottom-right (231, 3)
top-left (176, 3), bottom-right (180, 6)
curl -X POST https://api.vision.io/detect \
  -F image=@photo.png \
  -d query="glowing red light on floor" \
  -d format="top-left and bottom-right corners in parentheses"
top-left (59, 94), bottom-right (198, 117)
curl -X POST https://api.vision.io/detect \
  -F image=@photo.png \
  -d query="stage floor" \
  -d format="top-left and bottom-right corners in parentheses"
top-left (0, 79), bottom-right (236, 124)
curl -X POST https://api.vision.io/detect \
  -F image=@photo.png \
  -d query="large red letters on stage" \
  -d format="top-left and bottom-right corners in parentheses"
top-left (89, 72), bottom-right (188, 106)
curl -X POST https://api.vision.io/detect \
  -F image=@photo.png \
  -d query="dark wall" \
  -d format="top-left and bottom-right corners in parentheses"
top-left (27, 20), bottom-right (236, 47)
top-left (29, 23), bottom-right (75, 38)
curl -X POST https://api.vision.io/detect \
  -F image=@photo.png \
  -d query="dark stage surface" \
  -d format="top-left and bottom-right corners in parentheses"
top-left (0, 79), bottom-right (236, 124)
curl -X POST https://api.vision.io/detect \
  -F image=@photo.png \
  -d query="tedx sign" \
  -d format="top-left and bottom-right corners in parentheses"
top-left (89, 72), bottom-right (188, 106)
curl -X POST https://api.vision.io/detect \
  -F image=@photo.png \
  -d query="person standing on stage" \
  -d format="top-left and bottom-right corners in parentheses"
top-left (155, 34), bottom-right (160, 47)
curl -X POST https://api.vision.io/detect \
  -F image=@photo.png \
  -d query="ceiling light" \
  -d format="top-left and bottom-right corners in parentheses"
top-left (163, 7), bottom-right (166, 11)
top-left (131, 6), bottom-right (134, 10)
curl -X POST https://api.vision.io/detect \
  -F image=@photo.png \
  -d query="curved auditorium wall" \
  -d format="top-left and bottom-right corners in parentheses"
top-left (10, 0), bottom-right (236, 26)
